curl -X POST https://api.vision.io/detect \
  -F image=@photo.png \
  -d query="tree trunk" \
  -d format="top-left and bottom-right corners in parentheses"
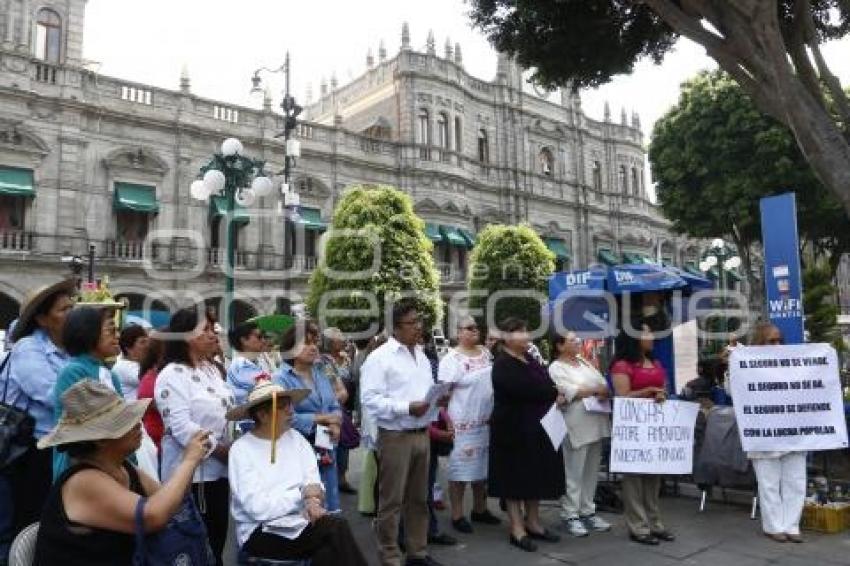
top-left (646, 0), bottom-right (850, 219)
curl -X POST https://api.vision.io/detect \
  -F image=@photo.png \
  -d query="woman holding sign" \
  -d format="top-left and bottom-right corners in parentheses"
top-left (549, 331), bottom-right (612, 537)
top-left (611, 323), bottom-right (675, 546)
top-left (488, 317), bottom-right (564, 553)
top-left (748, 322), bottom-right (806, 544)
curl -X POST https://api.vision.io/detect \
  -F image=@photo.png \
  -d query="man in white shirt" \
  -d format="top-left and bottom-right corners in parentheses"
top-left (112, 324), bottom-right (149, 401)
top-left (361, 301), bottom-right (443, 566)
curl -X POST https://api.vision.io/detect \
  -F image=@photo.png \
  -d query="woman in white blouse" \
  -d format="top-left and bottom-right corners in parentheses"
top-left (438, 315), bottom-right (500, 533)
top-left (549, 331), bottom-right (612, 538)
top-left (227, 379), bottom-right (368, 565)
top-left (154, 307), bottom-right (235, 566)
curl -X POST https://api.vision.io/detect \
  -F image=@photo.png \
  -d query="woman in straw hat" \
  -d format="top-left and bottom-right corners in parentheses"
top-left (2, 278), bottom-right (76, 535)
top-left (227, 379), bottom-right (368, 566)
top-left (52, 305), bottom-right (125, 479)
top-left (33, 380), bottom-right (211, 566)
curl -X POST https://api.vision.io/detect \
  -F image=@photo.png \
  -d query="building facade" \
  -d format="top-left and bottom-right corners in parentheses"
top-left (0, 1), bottom-right (701, 328)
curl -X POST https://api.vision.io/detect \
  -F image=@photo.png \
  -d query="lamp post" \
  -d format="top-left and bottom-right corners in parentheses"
top-left (250, 52), bottom-right (302, 313)
top-left (699, 238), bottom-right (742, 339)
top-left (190, 137), bottom-right (273, 332)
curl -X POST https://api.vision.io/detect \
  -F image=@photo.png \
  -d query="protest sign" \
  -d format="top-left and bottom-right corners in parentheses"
top-left (610, 398), bottom-right (699, 474)
top-left (729, 344), bottom-right (848, 452)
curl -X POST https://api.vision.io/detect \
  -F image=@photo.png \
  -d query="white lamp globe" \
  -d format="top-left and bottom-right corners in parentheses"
top-left (724, 256), bottom-right (742, 270)
top-left (251, 176), bottom-right (273, 197)
top-left (711, 237), bottom-right (725, 250)
top-left (699, 260), bottom-right (709, 272)
top-left (704, 255), bottom-right (718, 268)
top-left (235, 187), bottom-right (256, 207)
top-left (203, 169), bottom-right (226, 195)
top-left (190, 179), bottom-right (208, 201)
top-left (221, 137), bottom-right (243, 157)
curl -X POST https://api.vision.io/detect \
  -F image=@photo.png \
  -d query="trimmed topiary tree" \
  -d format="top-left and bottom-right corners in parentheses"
top-left (467, 224), bottom-right (555, 333)
top-left (306, 185), bottom-right (441, 335)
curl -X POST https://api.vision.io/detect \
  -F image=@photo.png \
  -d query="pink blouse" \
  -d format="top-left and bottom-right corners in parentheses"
top-left (611, 359), bottom-right (667, 392)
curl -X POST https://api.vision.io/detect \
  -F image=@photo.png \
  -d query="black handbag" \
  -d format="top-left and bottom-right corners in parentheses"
top-left (0, 353), bottom-right (35, 471)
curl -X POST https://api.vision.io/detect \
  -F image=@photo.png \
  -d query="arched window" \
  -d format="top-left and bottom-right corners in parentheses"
top-left (619, 165), bottom-right (628, 193)
top-left (417, 109), bottom-right (430, 159)
top-left (477, 129), bottom-right (489, 163)
top-left (592, 161), bottom-right (602, 191)
top-left (437, 113), bottom-right (450, 149)
top-left (631, 167), bottom-right (640, 196)
top-left (454, 117), bottom-right (462, 155)
top-left (539, 147), bottom-right (554, 176)
top-left (35, 8), bottom-right (62, 64)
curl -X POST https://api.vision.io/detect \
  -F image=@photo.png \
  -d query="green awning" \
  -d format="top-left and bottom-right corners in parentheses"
top-left (685, 265), bottom-right (704, 277)
top-left (439, 225), bottom-right (467, 247)
top-left (544, 238), bottom-right (570, 260)
top-left (209, 195), bottom-right (250, 224)
top-left (425, 223), bottom-right (443, 242)
top-left (113, 182), bottom-right (158, 213)
top-left (0, 167), bottom-right (35, 197)
top-left (597, 249), bottom-right (618, 266)
top-left (299, 207), bottom-right (327, 231)
top-left (639, 254), bottom-right (657, 264)
top-left (622, 252), bottom-right (643, 264)
top-left (458, 228), bottom-right (477, 248)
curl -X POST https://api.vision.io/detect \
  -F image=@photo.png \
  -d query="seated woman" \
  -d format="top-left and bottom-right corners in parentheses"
top-left (33, 380), bottom-right (210, 566)
top-left (227, 379), bottom-right (368, 566)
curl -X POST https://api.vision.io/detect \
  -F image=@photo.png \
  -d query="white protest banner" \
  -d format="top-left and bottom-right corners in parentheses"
top-left (729, 344), bottom-right (848, 452)
top-left (610, 398), bottom-right (699, 475)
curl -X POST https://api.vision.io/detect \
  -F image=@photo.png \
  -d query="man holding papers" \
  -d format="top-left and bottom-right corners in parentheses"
top-left (360, 300), bottom-right (444, 566)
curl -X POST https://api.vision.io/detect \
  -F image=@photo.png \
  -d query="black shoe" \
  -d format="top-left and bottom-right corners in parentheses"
top-left (428, 532), bottom-right (458, 546)
top-left (525, 527), bottom-right (560, 543)
top-left (499, 498), bottom-right (507, 512)
top-left (509, 534), bottom-right (537, 552)
top-left (339, 482), bottom-right (357, 494)
top-left (651, 530), bottom-right (676, 542)
top-left (630, 533), bottom-right (660, 545)
top-left (471, 509), bottom-right (501, 525)
top-left (405, 557), bottom-right (444, 566)
top-left (452, 517), bottom-right (474, 534)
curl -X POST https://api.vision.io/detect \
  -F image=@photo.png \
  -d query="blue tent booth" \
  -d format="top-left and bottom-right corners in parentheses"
top-left (548, 263), bottom-right (713, 393)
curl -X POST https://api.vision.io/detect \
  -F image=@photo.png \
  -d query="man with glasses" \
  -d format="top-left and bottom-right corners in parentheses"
top-left (361, 300), bottom-right (444, 566)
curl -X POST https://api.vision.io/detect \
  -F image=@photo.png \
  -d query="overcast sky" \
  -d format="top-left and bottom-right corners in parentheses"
top-left (82, 0), bottom-right (850, 194)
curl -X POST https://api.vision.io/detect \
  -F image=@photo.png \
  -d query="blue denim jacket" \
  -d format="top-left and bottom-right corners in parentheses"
top-left (2, 329), bottom-right (69, 438)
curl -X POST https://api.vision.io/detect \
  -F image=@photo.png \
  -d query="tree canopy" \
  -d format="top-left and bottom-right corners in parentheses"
top-left (650, 70), bottom-right (850, 277)
top-left (803, 264), bottom-right (840, 346)
top-left (469, 1), bottom-right (850, 218)
top-left (467, 224), bottom-right (554, 333)
top-left (306, 185), bottom-right (441, 335)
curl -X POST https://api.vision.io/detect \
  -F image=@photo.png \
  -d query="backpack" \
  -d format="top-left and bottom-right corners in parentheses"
top-left (132, 494), bottom-right (214, 566)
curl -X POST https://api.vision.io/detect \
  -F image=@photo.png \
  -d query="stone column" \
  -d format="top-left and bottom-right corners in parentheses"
top-left (4, 0), bottom-right (16, 46)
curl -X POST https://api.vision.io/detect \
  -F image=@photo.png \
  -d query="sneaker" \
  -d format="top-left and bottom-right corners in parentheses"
top-left (581, 514), bottom-right (611, 532)
top-left (563, 517), bottom-right (589, 537)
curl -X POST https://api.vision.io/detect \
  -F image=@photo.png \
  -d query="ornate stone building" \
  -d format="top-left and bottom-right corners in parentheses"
top-left (0, 0), bottom-right (700, 328)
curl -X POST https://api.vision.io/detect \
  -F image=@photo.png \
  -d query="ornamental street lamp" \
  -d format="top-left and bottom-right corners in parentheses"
top-left (191, 137), bottom-right (274, 332)
top-left (251, 52), bottom-right (302, 311)
top-left (699, 238), bottom-right (742, 338)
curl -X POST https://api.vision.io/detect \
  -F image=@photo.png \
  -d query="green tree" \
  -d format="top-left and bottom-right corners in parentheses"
top-left (803, 264), bottom-right (840, 344)
top-left (469, 1), bottom-right (850, 218)
top-left (306, 185), bottom-right (441, 334)
top-left (467, 224), bottom-right (554, 333)
top-left (648, 71), bottom-right (850, 302)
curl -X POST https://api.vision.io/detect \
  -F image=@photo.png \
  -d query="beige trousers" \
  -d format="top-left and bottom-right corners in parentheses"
top-left (621, 474), bottom-right (664, 536)
top-left (376, 429), bottom-right (430, 566)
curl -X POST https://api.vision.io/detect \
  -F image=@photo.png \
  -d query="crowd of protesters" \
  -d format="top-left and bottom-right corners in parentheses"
top-left (0, 277), bottom-right (809, 566)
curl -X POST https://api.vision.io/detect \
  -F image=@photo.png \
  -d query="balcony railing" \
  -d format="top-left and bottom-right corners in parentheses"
top-left (105, 240), bottom-right (147, 260)
top-left (0, 231), bottom-right (34, 252)
top-left (33, 62), bottom-right (59, 84)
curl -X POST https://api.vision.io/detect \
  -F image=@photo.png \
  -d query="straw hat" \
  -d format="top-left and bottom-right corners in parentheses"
top-left (38, 380), bottom-right (150, 449)
top-left (12, 278), bottom-right (78, 342)
top-left (225, 379), bottom-right (309, 421)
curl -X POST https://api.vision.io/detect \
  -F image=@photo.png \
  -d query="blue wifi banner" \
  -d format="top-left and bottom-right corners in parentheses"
top-left (759, 193), bottom-right (804, 344)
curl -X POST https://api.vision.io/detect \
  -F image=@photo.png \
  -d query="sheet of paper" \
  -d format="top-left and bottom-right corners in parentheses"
top-left (314, 424), bottom-right (334, 450)
top-left (673, 319), bottom-right (699, 394)
top-left (583, 397), bottom-right (612, 413)
top-left (424, 382), bottom-right (451, 406)
top-left (540, 403), bottom-right (568, 451)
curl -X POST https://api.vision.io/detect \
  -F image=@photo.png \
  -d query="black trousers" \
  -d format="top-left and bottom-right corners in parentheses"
top-left (192, 479), bottom-right (229, 566)
top-left (9, 445), bottom-right (52, 534)
top-left (244, 515), bottom-right (368, 566)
